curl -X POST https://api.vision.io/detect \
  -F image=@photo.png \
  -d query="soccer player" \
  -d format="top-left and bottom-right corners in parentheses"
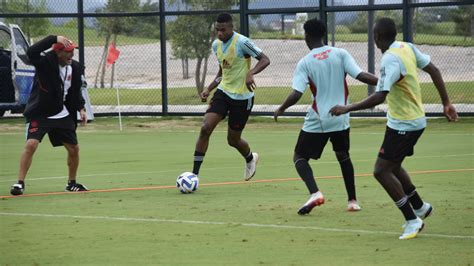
top-left (274, 18), bottom-right (378, 215)
top-left (10, 35), bottom-right (88, 196)
top-left (192, 13), bottom-right (270, 180)
top-left (329, 17), bottom-right (458, 239)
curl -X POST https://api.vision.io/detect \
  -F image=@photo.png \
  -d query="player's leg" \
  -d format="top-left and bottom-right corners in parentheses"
top-left (227, 96), bottom-right (257, 180)
top-left (330, 129), bottom-right (359, 211)
top-left (10, 121), bottom-right (46, 195)
top-left (48, 126), bottom-right (88, 192)
top-left (375, 127), bottom-right (423, 239)
top-left (192, 90), bottom-right (227, 175)
top-left (391, 128), bottom-right (432, 219)
top-left (294, 130), bottom-right (328, 215)
top-left (393, 166), bottom-right (432, 219)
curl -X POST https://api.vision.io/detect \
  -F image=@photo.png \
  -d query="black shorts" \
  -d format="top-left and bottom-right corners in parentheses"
top-left (378, 127), bottom-right (424, 163)
top-left (26, 117), bottom-right (77, 147)
top-left (295, 128), bottom-right (350, 160)
top-left (206, 89), bottom-right (254, 131)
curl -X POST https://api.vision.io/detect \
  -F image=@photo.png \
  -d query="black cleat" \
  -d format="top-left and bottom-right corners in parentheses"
top-left (65, 183), bottom-right (89, 192)
top-left (10, 183), bottom-right (24, 196)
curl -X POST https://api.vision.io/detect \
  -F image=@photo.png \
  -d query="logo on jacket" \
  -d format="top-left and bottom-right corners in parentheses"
top-left (222, 59), bottom-right (231, 69)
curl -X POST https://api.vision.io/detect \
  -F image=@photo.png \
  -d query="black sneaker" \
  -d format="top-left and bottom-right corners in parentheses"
top-left (10, 183), bottom-right (24, 196)
top-left (65, 183), bottom-right (89, 192)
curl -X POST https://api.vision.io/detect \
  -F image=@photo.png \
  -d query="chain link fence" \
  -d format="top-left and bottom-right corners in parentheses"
top-left (0, 0), bottom-right (472, 117)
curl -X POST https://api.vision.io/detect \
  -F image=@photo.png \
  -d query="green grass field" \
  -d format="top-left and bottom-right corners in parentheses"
top-left (88, 81), bottom-right (474, 105)
top-left (0, 117), bottom-right (473, 265)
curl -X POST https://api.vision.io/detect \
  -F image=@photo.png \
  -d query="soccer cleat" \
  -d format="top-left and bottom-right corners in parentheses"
top-left (347, 200), bottom-right (361, 212)
top-left (414, 202), bottom-right (433, 219)
top-left (298, 191), bottom-right (325, 215)
top-left (399, 217), bottom-right (424, 240)
top-left (10, 183), bottom-right (24, 196)
top-left (402, 203), bottom-right (434, 228)
top-left (65, 183), bottom-right (89, 192)
top-left (244, 152), bottom-right (259, 181)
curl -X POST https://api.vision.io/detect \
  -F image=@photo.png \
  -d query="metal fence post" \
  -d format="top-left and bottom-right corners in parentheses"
top-left (367, 0), bottom-right (375, 96)
top-left (77, 0), bottom-right (85, 66)
top-left (160, 0), bottom-right (168, 115)
top-left (403, 0), bottom-right (413, 42)
top-left (240, 0), bottom-right (249, 36)
top-left (320, 0), bottom-right (328, 45)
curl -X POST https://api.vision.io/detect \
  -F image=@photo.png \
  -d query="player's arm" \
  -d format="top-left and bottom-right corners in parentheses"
top-left (342, 49), bottom-right (378, 86)
top-left (329, 91), bottom-right (387, 116)
top-left (274, 90), bottom-right (303, 122)
top-left (422, 62), bottom-right (458, 121)
top-left (356, 72), bottom-right (378, 86)
top-left (200, 66), bottom-right (222, 102)
top-left (246, 52), bottom-right (270, 91)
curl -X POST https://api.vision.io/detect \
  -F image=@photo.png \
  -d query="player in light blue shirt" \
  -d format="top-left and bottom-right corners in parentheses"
top-left (329, 17), bottom-right (457, 239)
top-left (375, 41), bottom-right (431, 131)
top-left (274, 18), bottom-right (378, 215)
top-left (211, 34), bottom-right (262, 100)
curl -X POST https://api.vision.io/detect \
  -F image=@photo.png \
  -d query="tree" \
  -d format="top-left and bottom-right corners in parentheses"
top-left (347, 11), bottom-right (402, 34)
top-left (451, 6), bottom-right (472, 41)
top-left (167, 0), bottom-right (239, 93)
top-left (94, 0), bottom-right (139, 88)
top-left (1, 0), bottom-right (50, 40)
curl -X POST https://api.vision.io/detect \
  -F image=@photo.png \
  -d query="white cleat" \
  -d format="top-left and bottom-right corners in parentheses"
top-left (399, 217), bottom-right (424, 240)
top-left (244, 152), bottom-right (259, 181)
top-left (298, 191), bottom-right (325, 215)
top-left (347, 200), bottom-right (361, 212)
top-left (414, 202), bottom-right (433, 219)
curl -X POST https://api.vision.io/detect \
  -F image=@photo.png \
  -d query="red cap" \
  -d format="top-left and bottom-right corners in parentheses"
top-left (52, 42), bottom-right (78, 52)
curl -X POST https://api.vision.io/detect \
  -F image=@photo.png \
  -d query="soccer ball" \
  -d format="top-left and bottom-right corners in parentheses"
top-left (176, 172), bottom-right (199, 194)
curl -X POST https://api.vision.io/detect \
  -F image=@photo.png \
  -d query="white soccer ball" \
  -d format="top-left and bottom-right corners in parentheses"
top-left (176, 172), bottom-right (199, 194)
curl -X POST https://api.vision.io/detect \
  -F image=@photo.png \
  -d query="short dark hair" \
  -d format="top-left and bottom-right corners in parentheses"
top-left (303, 18), bottom-right (326, 40)
top-left (216, 13), bottom-right (233, 23)
top-left (375, 17), bottom-right (397, 41)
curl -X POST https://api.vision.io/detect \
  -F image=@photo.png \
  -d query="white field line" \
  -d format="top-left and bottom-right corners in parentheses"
top-left (0, 153), bottom-right (472, 183)
top-left (0, 212), bottom-right (472, 240)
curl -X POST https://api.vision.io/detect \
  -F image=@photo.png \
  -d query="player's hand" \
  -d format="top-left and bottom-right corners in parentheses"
top-left (200, 89), bottom-right (210, 102)
top-left (444, 103), bottom-right (458, 122)
top-left (79, 108), bottom-right (87, 126)
top-left (329, 105), bottom-right (349, 116)
top-left (57, 36), bottom-right (73, 49)
top-left (246, 73), bottom-right (256, 92)
top-left (274, 107), bottom-right (284, 122)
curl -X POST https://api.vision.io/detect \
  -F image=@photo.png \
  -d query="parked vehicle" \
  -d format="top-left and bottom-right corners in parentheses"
top-left (0, 22), bottom-right (34, 117)
top-left (0, 22), bottom-right (93, 119)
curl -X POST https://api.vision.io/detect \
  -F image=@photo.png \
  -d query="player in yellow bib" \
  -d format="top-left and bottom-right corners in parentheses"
top-left (330, 18), bottom-right (458, 240)
top-left (191, 13), bottom-right (270, 181)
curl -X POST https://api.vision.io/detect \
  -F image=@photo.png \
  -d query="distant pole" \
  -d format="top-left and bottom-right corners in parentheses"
top-left (240, 0), bottom-right (249, 36)
top-left (403, 0), bottom-right (413, 42)
top-left (77, 0), bottom-right (85, 66)
top-left (159, 0), bottom-right (168, 115)
top-left (330, 0), bottom-right (335, 47)
top-left (368, 0), bottom-right (375, 96)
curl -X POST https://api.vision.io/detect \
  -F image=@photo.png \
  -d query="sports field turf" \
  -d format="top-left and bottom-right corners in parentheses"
top-left (0, 117), bottom-right (473, 265)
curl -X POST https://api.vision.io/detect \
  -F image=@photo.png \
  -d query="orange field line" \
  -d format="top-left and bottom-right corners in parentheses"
top-left (1, 168), bottom-right (472, 199)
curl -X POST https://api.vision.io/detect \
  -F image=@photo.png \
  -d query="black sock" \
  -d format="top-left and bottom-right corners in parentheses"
top-left (407, 189), bottom-right (424, 210)
top-left (295, 158), bottom-right (318, 194)
top-left (193, 151), bottom-right (205, 175)
top-left (68, 180), bottom-right (76, 185)
top-left (18, 180), bottom-right (25, 188)
top-left (395, 196), bottom-right (417, 220)
top-left (339, 157), bottom-right (356, 201)
top-left (245, 151), bottom-right (253, 163)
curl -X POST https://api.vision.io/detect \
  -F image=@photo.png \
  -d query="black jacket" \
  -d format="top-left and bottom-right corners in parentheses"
top-left (23, 35), bottom-right (85, 122)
